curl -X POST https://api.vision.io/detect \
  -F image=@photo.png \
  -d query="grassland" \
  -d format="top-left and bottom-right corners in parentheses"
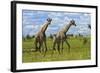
top-left (22, 37), bottom-right (91, 63)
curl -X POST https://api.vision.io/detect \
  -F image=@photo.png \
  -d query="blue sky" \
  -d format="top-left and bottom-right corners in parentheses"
top-left (22, 10), bottom-right (91, 37)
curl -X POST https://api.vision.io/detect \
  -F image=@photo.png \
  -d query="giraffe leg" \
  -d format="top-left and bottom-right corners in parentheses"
top-left (57, 41), bottom-right (61, 54)
top-left (53, 40), bottom-right (56, 50)
top-left (34, 38), bottom-right (38, 52)
top-left (43, 39), bottom-right (47, 57)
top-left (61, 40), bottom-right (64, 53)
top-left (38, 42), bottom-right (42, 53)
top-left (65, 40), bottom-right (70, 52)
top-left (41, 42), bottom-right (44, 53)
top-left (52, 38), bottom-right (57, 55)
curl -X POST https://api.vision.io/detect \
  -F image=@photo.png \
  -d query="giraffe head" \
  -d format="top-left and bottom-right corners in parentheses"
top-left (47, 18), bottom-right (52, 25)
top-left (70, 20), bottom-right (76, 26)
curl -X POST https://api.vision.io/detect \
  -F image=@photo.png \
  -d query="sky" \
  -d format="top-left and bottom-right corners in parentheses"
top-left (22, 10), bottom-right (91, 37)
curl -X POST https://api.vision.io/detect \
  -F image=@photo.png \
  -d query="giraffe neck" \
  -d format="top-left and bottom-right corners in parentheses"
top-left (63, 23), bottom-right (72, 33)
top-left (40, 22), bottom-right (50, 33)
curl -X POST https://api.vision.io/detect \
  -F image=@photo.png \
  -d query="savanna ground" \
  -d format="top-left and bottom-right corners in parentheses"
top-left (22, 36), bottom-right (91, 63)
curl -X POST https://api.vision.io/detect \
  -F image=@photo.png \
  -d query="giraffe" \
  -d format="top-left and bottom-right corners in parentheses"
top-left (52, 20), bottom-right (76, 54)
top-left (34, 18), bottom-right (52, 55)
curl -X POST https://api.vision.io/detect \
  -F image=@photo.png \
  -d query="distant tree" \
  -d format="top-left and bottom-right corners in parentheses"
top-left (79, 33), bottom-right (81, 36)
top-left (26, 35), bottom-right (31, 39)
top-left (49, 34), bottom-right (53, 39)
top-left (32, 35), bottom-right (35, 38)
top-left (83, 37), bottom-right (88, 45)
top-left (78, 33), bottom-right (83, 37)
top-left (66, 34), bottom-right (73, 39)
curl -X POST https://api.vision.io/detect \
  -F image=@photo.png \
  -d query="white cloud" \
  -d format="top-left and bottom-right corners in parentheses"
top-left (23, 10), bottom-right (91, 36)
top-left (77, 25), bottom-right (90, 35)
top-left (48, 12), bottom-right (63, 18)
top-left (23, 24), bottom-right (40, 30)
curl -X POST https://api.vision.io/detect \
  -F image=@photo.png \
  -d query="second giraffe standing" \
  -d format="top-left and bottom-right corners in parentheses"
top-left (52, 20), bottom-right (76, 54)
